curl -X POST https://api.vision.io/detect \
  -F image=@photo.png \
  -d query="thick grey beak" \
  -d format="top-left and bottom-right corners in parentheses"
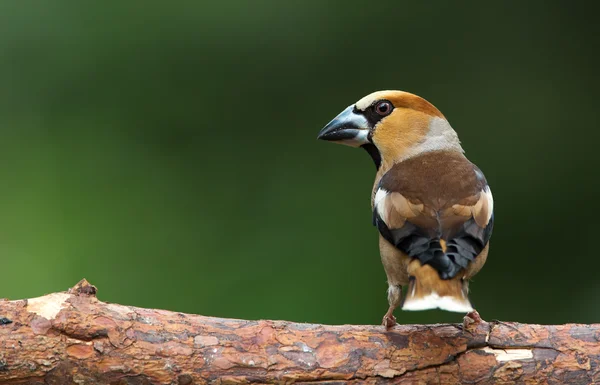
top-left (317, 105), bottom-right (370, 147)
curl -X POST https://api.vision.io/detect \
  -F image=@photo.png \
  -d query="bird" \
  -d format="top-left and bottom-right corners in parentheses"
top-left (317, 90), bottom-right (493, 328)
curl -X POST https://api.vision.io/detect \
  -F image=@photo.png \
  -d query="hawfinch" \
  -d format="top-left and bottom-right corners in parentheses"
top-left (317, 91), bottom-right (493, 328)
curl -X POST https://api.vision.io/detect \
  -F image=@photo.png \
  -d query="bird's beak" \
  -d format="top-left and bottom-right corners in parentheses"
top-left (317, 105), bottom-right (370, 147)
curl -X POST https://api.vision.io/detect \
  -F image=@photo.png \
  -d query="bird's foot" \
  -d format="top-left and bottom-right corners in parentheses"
top-left (462, 309), bottom-right (483, 331)
top-left (382, 312), bottom-right (397, 329)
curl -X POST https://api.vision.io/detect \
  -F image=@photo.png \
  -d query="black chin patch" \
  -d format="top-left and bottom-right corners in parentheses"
top-left (360, 143), bottom-right (381, 170)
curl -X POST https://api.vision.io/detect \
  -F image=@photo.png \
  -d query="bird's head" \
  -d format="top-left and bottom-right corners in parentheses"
top-left (317, 90), bottom-right (463, 170)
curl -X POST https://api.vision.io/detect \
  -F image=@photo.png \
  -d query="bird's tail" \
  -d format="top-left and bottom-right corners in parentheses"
top-left (401, 260), bottom-right (473, 313)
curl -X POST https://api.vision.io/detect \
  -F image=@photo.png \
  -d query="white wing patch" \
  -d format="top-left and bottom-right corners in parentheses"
top-left (374, 188), bottom-right (391, 226)
top-left (374, 188), bottom-right (423, 229)
top-left (374, 188), bottom-right (389, 210)
top-left (483, 186), bottom-right (494, 223)
top-left (472, 186), bottom-right (494, 227)
top-left (451, 186), bottom-right (494, 227)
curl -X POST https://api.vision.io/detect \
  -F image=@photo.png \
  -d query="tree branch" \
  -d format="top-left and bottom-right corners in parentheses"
top-left (0, 280), bottom-right (598, 384)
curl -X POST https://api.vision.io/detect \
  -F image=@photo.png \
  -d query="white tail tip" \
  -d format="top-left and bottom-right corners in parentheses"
top-left (402, 292), bottom-right (473, 313)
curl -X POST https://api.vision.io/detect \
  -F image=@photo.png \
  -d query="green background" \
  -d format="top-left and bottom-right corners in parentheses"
top-left (0, 2), bottom-right (598, 326)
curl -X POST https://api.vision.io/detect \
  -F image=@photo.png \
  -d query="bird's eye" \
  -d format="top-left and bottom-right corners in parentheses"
top-left (375, 101), bottom-right (393, 116)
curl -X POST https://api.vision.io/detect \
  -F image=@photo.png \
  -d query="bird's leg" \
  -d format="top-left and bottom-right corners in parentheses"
top-left (460, 279), bottom-right (482, 330)
top-left (382, 285), bottom-right (402, 329)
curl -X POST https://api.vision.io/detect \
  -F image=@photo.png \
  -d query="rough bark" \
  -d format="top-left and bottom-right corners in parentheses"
top-left (0, 280), bottom-right (598, 384)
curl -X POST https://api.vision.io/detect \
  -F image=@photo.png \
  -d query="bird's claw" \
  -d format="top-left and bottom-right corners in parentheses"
top-left (382, 314), bottom-right (397, 329)
top-left (462, 309), bottom-right (483, 331)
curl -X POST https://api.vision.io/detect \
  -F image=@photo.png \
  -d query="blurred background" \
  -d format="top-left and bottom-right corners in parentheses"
top-left (0, 2), bottom-right (597, 325)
